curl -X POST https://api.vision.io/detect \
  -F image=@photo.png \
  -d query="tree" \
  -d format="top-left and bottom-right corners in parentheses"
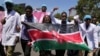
top-left (54, 12), bottom-right (61, 19)
top-left (13, 4), bottom-right (25, 15)
top-left (76, 0), bottom-right (100, 20)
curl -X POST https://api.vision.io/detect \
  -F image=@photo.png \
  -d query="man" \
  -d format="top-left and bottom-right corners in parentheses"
top-left (92, 17), bottom-right (100, 56)
top-left (91, 17), bottom-right (98, 25)
top-left (33, 4), bottom-right (50, 23)
top-left (33, 4), bottom-right (58, 23)
top-left (79, 15), bottom-right (98, 56)
top-left (1, 1), bottom-right (20, 56)
top-left (20, 5), bottom-right (38, 56)
top-left (0, 6), bottom-right (6, 56)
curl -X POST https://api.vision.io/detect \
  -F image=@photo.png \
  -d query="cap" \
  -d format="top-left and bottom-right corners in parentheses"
top-left (84, 15), bottom-right (92, 20)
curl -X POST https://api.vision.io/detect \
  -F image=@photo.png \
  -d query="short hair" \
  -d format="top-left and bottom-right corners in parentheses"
top-left (25, 5), bottom-right (33, 11)
top-left (5, 2), bottom-right (14, 7)
top-left (0, 6), bottom-right (4, 11)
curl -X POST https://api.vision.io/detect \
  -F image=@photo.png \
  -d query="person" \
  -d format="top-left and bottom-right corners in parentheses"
top-left (91, 17), bottom-right (98, 25)
top-left (92, 17), bottom-right (100, 56)
top-left (55, 12), bottom-right (68, 56)
top-left (95, 24), bottom-right (100, 56)
top-left (33, 4), bottom-right (58, 23)
top-left (20, 5), bottom-right (38, 56)
top-left (1, 1), bottom-right (20, 56)
top-left (79, 15), bottom-right (98, 56)
top-left (39, 15), bottom-right (53, 56)
top-left (0, 6), bottom-right (6, 56)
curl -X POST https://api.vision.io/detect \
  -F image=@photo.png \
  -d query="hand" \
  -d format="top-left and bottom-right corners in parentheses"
top-left (27, 42), bottom-right (32, 46)
top-left (93, 48), bottom-right (98, 52)
top-left (53, 7), bottom-right (58, 11)
top-left (15, 36), bottom-right (19, 44)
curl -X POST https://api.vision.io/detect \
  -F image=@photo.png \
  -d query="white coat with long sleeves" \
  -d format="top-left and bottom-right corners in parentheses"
top-left (2, 10), bottom-right (20, 46)
top-left (79, 22), bottom-right (98, 50)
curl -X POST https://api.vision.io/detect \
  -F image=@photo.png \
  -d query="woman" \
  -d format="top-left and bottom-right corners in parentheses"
top-left (39, 15), bottom-right (52, 56)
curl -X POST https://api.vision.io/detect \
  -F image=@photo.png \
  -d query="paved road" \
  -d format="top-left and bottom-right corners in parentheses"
top-left (14, 42), bottom-right (67, 56)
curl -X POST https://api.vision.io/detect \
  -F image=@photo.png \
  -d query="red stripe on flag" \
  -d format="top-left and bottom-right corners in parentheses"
top-left (28, 29), bottom-right (83, 43)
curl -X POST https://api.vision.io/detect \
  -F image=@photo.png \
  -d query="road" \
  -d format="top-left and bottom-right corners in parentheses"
top-left (14, 42), bottom-right (67, 56)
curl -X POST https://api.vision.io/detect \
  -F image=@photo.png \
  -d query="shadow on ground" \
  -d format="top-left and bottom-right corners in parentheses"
top-left (13, 52), bottom-right (22, 56)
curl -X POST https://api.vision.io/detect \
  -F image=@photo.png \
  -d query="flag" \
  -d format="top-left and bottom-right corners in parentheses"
top-left (22, 22), bottom-right (90, 51)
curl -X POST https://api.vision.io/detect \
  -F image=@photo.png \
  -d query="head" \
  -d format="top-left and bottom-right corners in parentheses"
top-left (92, 17), bottom-right (97, 24)
top-left (25, 5), bottom-right (33, 17)
top-left (5, 2), bottom-right (13, 12)
top-left (84, 15), bottom-right (92, 25)
top-left (41, 4), bottom-right (47, 12)
top-left (0, 6), bottom-right (5, 11)
top-left (42, 15), bottom-right (52, 23)
top-left (61, 12), bottom-right (67, 21)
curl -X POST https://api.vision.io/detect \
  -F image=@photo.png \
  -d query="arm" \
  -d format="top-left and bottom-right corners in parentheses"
top-left (50, 7), bottom-right (58, 24)
top-left (93, 26), bottom-right (99, 49)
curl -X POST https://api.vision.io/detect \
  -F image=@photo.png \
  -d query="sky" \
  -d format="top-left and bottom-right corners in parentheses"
top-left (0, 0), bottom-right (78, 14)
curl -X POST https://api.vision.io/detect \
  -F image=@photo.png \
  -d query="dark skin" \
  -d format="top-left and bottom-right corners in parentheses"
top-left (92, 18), bottom-right (97, 25)
top-left (85, 19), bottom-right (91, 30)
top-left (25, 9), bottom-right (33, 18)
top-left (61, 12), bottom-right (67, 21)
top-left (41, 6), bottom-right (47, 12)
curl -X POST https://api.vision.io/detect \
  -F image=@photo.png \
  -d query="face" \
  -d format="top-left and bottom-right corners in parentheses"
top-left (42, 6), bottom-right (47, 12)
top-left (61, 12), bottom-right (67, 20)
top-left (85, 19), bottom-right (91, 25)
top-left (25, 9), bottom-right (32, 17)
top-left (6, 4), bottom-right (13, 12)
top-left (43, 15), bottom-right (51, 23)
top-left (92, 18), bottom-right (97, 24)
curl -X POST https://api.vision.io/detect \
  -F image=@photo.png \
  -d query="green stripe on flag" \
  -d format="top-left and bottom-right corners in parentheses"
top-left (33, 40), bottom-right (90, 51)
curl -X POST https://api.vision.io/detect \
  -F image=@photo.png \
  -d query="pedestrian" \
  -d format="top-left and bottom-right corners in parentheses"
top-left (39, 15), bottom-right (53, 56)
top-left (0, 6), bottom-right (6, 56)
top-left (20, 5), bottom-right (38, 56)
top-left (79, 15), bottom-right (98, 56)
top-left (1, 1), bottom-right (20, 56)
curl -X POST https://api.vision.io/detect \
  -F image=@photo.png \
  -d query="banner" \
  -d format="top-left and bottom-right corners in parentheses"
top-left (22, 22), bottom-right (90, 51)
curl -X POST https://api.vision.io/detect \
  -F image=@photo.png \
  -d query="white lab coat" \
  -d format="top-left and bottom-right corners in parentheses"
top-left (79, 22), bottom-right (98, 50)
top-left (2, 10), bottom-right (20, 46)
top-left (95, 25), bottom-right (100, 43)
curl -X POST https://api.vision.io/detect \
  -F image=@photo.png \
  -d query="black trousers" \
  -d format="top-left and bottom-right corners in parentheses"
top-left (0, 42), bottom-right (6, 56)
top-left (56, 50), bottom-right (65, 56)
top-left (21, 39), bottom-right (31, 56)
top-left (67, 50), bottom-right (79, 56)
top-left (39, 50), bottom-right (51, 56)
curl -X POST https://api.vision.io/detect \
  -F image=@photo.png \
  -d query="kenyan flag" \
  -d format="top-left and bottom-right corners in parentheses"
top-left (22, 22), bottom-right (90, 51)
top-left (28, 29), bottom-right (90, 51)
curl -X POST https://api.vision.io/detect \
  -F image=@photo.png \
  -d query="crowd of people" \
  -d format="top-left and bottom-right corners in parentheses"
top-left (0, 1), bottom-right (100, 56)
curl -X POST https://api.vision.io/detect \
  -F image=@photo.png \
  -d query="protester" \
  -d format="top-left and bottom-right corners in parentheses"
top-left (39, 15), bottom-right (53, 56)
top-left (55, 12), bottom-right (67, 56)
top-left (79, 15), bottom-right (98, 56)
top-left (33, 4), bottom-right (58, 24)
top-left (1, 1), bottom-right (20, 56)
top-left (91, 17), bottom-right (100, 56)
top-left (20, 5), bottom-right (38, 56)
top-left (0, 6), bottom-right (6, 56)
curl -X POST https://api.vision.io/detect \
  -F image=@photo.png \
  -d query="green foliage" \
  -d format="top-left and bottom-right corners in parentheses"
top-left (13, 4), bottom-right (25, 15)
top-left (76, 0), bottom-right (100, 20)
top-left (54, 12), bottom-right (61, 19)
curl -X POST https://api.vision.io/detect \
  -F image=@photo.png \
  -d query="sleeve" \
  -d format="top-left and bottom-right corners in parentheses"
top-left (50, 11), bottom-right (57, 24)
top-left (93, 26), bottom-right (99, 48)
top-left (15, 14), bottom-right (21, 37)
